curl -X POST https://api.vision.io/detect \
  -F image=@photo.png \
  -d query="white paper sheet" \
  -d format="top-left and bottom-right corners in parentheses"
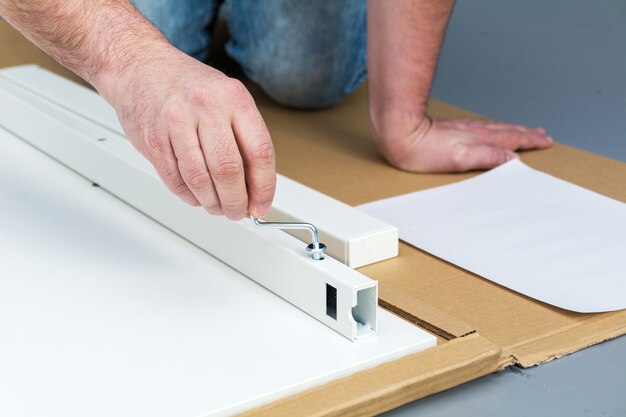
top-left (359, 160), bottom-right (626, 313)
top-left (0, 128), bottom-right (435, 417)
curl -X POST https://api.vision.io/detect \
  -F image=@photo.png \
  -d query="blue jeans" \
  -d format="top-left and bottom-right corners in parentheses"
top-left (131, 0), bottom-right (367, 108)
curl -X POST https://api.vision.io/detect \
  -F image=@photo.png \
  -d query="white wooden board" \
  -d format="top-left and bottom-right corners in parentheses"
top-left (0, 127), bottom-right (435, 416)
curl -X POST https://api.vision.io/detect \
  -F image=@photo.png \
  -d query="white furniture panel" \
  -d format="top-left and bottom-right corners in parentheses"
top-left (0, 127), bottom-right (435, 417)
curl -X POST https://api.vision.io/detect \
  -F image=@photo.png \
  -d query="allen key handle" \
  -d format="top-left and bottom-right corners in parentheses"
top-left (251, 217), bottom-right (327, 260)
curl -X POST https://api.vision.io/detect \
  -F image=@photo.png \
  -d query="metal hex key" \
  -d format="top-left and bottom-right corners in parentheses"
top-left (252, 217), bottom-right (327, 260)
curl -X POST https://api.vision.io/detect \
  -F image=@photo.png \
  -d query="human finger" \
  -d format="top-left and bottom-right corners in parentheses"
top-left (450, 144), bottom-right (519, 171)
top-left (138, 123), bottom-right (200, 206)
top-left (165, 106), bottom-right (222, 214)
top-left (231, 106), bottom-right (276, 218)
top-left (199, 121), bottom-right (248, 220)
top-left (471, 128), bottom-right (553, 151)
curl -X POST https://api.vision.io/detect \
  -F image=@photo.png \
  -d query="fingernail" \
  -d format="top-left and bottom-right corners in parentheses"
top-left (252, 202), bottom-right (271, 218)
top-left (546, 136), bottom-right (554, 143)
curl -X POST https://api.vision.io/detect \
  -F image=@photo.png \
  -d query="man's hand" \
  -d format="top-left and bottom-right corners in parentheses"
top-left (103, 48), bottom-right (275, 220)
top-left (367, 0), bottom-right (553, 173)
top-left (1, 0), bottom-right (275, 220)
top-left (375, 117), bottom-right (553, 172)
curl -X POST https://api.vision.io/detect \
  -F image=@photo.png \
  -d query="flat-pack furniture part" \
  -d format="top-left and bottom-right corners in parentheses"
top-left (0, 64), bottom-right (399, 269)
top-left (0, 125), bottom-right (437, 417)
top-left (270, 175), bottom-right (398, 267)
top-left (0, 70), bottom-right (381, 342)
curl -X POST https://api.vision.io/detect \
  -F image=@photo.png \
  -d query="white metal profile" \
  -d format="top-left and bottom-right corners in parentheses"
top-left (0, 65), bottom-right (399, 268)
top-left (0, 69), bottom-right (379, 341)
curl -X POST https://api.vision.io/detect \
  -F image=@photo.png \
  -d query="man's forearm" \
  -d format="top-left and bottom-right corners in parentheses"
top-left (367, 0), bottom-right (455, 146)
top-left (1, 0), bottom-right (278, 220)
top-left (0, 0), bottom-right (168, 100)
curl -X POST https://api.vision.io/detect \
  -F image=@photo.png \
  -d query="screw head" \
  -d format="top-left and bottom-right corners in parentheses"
top-left (306, 242), bottom-right (327, 260)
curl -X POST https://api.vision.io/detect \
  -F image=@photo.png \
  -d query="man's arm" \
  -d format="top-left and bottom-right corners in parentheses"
top-left (367, 0), bottom-right (552, 172)
top-left (0, 0), bottom-right (276, 220)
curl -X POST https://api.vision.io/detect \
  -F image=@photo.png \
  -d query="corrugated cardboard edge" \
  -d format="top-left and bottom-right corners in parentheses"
top-left (378, 287), bottom-right (476, 340)
top-left (237, 333), bottom-right (500, 417)
top-left (503, 310), bottom-right (626, 368)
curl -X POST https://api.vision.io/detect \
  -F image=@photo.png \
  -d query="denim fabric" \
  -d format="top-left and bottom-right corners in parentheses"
top-left (131, 0), bottom-right (367, 108)
top-left (132, 0), bottom-right (219, 62)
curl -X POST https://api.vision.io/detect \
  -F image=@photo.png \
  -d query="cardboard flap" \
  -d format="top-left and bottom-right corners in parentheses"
top-left (505, 309), bottom-right (626, 367)
top-left (378, 284), bottom-right (475, 340)
top-left (238, 333), bottom-right (500, 417)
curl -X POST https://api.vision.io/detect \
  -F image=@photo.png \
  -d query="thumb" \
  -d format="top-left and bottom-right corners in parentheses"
top-left (454, 145), bottom-right (518, 171)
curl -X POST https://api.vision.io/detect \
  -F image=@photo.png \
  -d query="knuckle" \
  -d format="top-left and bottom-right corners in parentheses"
top-left (141, 127), bottom-right (167, 159)
top-left (179, 154), bottom-right (212, 189)
top-left (451, 146), bottom-right (469, 169)
top-left (225, 78), bottom-right (252, 105)
top-left (213, 158), bottom-right (243, 183)
top-left (250, 140), bottom-right (275, 165)
top-left (226, 78), bottom-right (247, 97)
top-left (254, 181), bottom-right (276, 201)
top-left (185, 168), bottom-right (212, 189)
top-left (161, 103), bottom-right (186, 126)
top-left (189, 84), bottom-right (213, 109)
top-left (488, 147), bottom-right (502, 163)
top-left (156, 164), bottom-right (181, 185)
top-left (471, 124), bottom-right (489, 135)
top-left (170, 180), bottom-right (191, 196)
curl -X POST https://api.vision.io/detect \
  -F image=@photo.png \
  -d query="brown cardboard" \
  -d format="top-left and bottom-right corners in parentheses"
top-left (2, 19), bottom-right (625, 416)
top-left (252, 76), bottom-right (626, 365)
top-left (238, 333), bottom-right (501, 417)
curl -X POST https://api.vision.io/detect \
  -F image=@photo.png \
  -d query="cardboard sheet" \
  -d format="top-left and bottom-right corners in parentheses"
top-left (0, 128), bottom-right (435, 417)
top-left (359, 160), bottom-right (626, 313)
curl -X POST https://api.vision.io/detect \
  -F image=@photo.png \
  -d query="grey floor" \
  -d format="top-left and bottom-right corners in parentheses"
top-left (384, 1), bottom-right (626, 417)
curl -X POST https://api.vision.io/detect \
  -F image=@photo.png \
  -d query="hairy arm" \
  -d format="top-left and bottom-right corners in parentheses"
top-left (367, 0), bottom-right (552, 172)
top-left (0, 1), bottom-right (162, 97)
top-left (0, 0), bottom-right (276, 219)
